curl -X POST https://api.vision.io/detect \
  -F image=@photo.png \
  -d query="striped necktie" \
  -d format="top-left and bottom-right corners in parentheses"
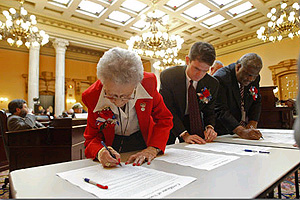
top-left (240, 85), bottom-right (246, 127)
top-left (188, 80), bottom-right (204, 138)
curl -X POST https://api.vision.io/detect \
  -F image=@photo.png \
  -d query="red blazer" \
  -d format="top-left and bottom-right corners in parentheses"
top-left (82, 72), bottom-right (173, 159)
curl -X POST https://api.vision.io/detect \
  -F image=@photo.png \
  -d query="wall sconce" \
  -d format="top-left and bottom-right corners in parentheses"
top-left (0, 97), bottom-right (8, 103)
top-left (66, 99), bottom-right (76, 104)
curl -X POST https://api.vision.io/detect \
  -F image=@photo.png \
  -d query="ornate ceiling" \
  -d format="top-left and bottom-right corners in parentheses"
top-left (0, 0), bottom-right (294, 59)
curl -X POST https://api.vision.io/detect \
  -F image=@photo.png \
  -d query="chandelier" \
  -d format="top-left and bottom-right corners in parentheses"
top-left (257, 1), bottom-right (300, 42)
top-left (153, 57), bottom-right (185, 71)
top-left (0, 0), bottom-right (49, 48)
top-left (126, 4), bottom-right (184, 60)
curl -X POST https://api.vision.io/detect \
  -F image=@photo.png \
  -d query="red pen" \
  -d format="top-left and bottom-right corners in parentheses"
top-left (84, 178), bottom-right (108, 189)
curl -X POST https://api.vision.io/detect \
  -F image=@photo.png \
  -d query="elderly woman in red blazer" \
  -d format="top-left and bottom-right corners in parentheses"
top-left (82, 47), bottom-right (173, 168)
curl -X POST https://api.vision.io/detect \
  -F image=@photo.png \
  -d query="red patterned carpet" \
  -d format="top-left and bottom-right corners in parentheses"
top-left (0, 169), bottom-right (299, 198)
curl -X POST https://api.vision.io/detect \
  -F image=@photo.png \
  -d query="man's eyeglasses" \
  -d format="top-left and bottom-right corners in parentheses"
top-left (104, 89), bottom-right (136, 101)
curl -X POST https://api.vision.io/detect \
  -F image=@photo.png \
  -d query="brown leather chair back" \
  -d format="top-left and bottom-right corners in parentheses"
top-left (0, 110), bottom-right (8, 133)
top-left (0, 110), bottom-right (9, 162)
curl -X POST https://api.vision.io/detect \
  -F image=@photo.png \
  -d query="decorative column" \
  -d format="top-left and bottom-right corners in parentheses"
top-left (28, 44), bottom-right (40, 109)
top-left (150, 59), bottom-right (161, 91)
top-left (53, 38), bottom-right (69, 116)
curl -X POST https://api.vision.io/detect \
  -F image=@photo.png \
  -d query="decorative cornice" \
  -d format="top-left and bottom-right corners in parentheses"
top-left (214, 33), bottom-right (258, 50)
top-left (0, 39), bottom-right (102, 63)
top-left (37, 15), bottom-right (127, 44)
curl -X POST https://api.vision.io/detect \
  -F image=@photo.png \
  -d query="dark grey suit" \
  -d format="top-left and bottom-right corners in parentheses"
top-left (160, 65), bottom-right (219, 144)
top-left (7, 113), bottom-right (44, 131)
top-left (213, 63), bottom-right (262, 135)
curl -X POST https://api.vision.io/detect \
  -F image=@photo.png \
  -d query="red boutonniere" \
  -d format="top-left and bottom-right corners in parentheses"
top-left (96, 106), bottom-right (119, 133)
top-left (197, 87), bottom-right (212, 104)
top-left (249, 86), bottom-right (258, 101)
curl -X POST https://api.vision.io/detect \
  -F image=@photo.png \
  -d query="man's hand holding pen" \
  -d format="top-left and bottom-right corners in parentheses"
top-left (234, 125), bottom-right (262, 140)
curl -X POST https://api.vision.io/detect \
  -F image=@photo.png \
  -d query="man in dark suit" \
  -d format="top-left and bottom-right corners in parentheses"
top-left (213, 53), bottom-right (263, 140)
top-left (160, 42), bottom-right (219, 145)
top-left (7, 99), bottom-right (44, 131)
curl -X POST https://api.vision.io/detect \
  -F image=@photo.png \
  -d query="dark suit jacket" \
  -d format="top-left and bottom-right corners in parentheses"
top-left (7, 113), bottom-right (44, 131)
top-left (213, 63), bottom-right (262, 135)
top-left (160, 65), bottom-right (219, 138)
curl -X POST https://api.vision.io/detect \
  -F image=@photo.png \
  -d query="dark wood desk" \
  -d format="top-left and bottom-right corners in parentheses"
top-left (1, 118), bottom-right (87, 172)
top-left (258, 107), bottom-right (294, 129)
top-left (258, 86), bottom-right (294, 129)
top-left (0, 134), bottom-right (9, 171)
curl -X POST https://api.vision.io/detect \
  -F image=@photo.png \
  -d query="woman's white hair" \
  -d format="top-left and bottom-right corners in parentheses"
top-left (97, 47), bottom-right (143, 85)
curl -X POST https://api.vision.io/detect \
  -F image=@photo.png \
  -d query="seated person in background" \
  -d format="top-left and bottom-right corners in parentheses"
top-left (72, 102), bottom-right (84, 113)
top-left (209, 60), bottom-right (224, 75)
top-left (160, 41), bottom-right (219, 145)
top-left (82, 47), bottom-right (173, 168)
top-left (281, 99), bottom-right (297, 115)
top-left (213, 53), bottom-right (263, 140)
top-left (58, 110), bottom-right (70, 118)
top-left (7, 99), bottom-right (44, 131)
top-left (67, 108), bottom-right (75, 118)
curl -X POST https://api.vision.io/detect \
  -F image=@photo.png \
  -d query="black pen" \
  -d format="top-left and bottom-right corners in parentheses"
top-left (101, 141), bottom-right (122, 166)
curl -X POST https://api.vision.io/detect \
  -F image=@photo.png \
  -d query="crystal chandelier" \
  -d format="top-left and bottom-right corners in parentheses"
top-left (0, 0), bottom-right (49, 48)
top-left (153, 57), bottom-right (185, 71)
top-left (126, 3), bottom-right (184, 60)
top-left (257, 1), bottom-right (300, 42)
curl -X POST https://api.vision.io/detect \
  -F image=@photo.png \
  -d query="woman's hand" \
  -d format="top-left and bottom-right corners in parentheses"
top-left (98, 146), bottom-right (121, 168)
top-left (126, 146), bottom-right (159, 166)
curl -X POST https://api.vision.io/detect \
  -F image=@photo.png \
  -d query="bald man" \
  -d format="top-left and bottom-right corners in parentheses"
top-left (213, 53), bottom-right (263, 140)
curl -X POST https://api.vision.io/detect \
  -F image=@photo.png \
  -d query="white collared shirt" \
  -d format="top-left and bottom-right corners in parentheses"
top-left (93, 83), bottom-right (153, 136)
top-left (185, 70), bottom-right (198, 115)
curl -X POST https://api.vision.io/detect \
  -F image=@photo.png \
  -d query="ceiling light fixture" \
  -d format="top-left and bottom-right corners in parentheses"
top-left (0, 0), bottom-right (49, 48)
top-left (126, 0), bottom-right (184, 61)
top-left (153, 57), bottom-right (185, 71)
top-left (257, 1), bottom-right (300, 42)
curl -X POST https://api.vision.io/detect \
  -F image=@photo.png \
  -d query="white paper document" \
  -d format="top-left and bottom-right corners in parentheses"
top-left (155, 148), bottom-right (239, 170)
top-left (57, 164), bottom-right (196, 198)
top-left (259, 129), bottom-right (294, 134)
top-left (186, 143), bottom-right (271, 156)
top-left (232, 129), bottom-right (296, 144)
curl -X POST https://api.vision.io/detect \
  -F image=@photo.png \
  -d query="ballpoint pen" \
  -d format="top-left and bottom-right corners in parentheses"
top-left (250, 125), bottom-right (264, 140)
top-left (84, 178), bottom-right (108, 189)
top-left (244, 149), bottom-right (270, 154)
top-left (101, 141), bottom-right (122, 166)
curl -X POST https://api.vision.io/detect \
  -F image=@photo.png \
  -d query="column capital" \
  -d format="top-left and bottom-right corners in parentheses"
top-left (52, 38), bottom-right (69, 51)
top-left (29, 43), bottom-right (40, 50)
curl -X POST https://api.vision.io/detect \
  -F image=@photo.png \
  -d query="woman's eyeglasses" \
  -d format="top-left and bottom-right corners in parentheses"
top-left (104, 89), bottom-right (136, 101)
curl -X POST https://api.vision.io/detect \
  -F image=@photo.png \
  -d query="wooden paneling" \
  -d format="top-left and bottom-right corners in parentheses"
top-left (258, 86), bottom-right (294, 129)
top-left (1, 118), bottom-right (86, 172)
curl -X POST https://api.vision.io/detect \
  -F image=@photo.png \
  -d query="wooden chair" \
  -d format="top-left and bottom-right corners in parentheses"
top-left (0, 110), bottom-right (9, 170)
top-left (0, 110), bottom-right (72, 172)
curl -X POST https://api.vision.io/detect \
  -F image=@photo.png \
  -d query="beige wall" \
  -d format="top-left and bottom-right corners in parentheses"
top-left (216, 37), bottom-right (300, 86)
top-left (0, 49), bottom-right (29, 110)
top-left (0, 48), bottom-right (99, 110)
top-left (0, 47), bottom-right (152, 110)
